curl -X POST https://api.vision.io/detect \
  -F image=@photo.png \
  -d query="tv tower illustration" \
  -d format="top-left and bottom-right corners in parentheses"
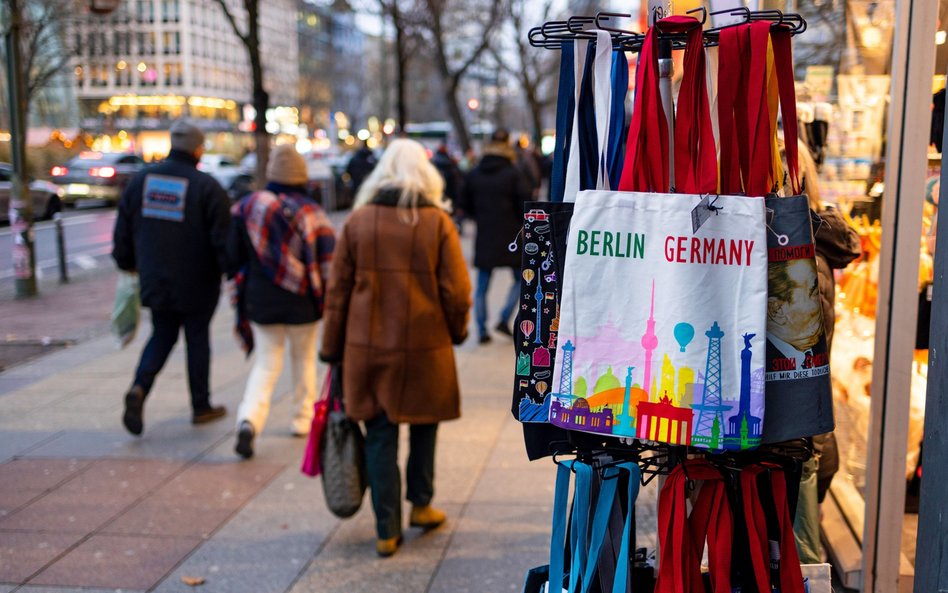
top-left (558, 341), bottom-right (575, 395)
top-left (692, 322), bottom-right (731, 450)
top-left (641, 280), bottom-right (658, 398)
top-left (534, 270), bottom-right (543, 344)
top-left (726, 333), bottom-right (762, 449)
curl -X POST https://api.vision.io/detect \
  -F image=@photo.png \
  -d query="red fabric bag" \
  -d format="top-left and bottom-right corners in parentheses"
top-left (300, 368), bottom-right (333, 477)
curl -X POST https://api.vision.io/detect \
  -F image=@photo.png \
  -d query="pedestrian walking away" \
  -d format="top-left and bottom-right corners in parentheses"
top-left (320, 138), bottom-right (472, 558)
top-left (458, 128), bottom-right (533, 343)
top-left (344, 141), bottom-right (378, 197)
top-left (227, 144), bottom-right (336, 459)
top-left (112, 119), bottom-right (232, 436)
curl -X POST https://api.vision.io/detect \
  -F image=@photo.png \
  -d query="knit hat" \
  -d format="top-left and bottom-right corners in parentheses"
top-left (266, 144), bottom-right (308, 186)
top-left (169, 120), bottom-right (205, 154)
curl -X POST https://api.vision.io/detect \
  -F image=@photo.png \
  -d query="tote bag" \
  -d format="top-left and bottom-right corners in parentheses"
top-left (514, 30), bottom-right (623, 424)
top-left (717, 24), bottom-right (834, 442)
top-left (550, 18), bottom-right (769, 451)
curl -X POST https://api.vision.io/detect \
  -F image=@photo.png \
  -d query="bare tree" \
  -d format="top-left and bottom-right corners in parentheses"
top-left (0, 0), bottom-right (77, 160)
top-left (417, 0), bottom-right (504, 152)
top-left (492, 0), bottom-right (557, 144)
top-left (377, 0), bottom-right (425, 133)
top-left (212, 0), bottom-right (269, 185)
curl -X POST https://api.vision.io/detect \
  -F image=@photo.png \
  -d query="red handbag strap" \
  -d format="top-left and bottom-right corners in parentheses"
top-left (618, 22), bottom-right (668, 193)
top-left (717, 25), bottom-right (745, 194)
top-left (741, 464), bottom-right (807, 593)
top-left (656, 461), bottom-right (733, 593)
top-left (657, 16), bottom-right (717, 194)
top-left (743, 21), bottom-right (775, 197)
top-left (771, 25), bottom-right (801, 194)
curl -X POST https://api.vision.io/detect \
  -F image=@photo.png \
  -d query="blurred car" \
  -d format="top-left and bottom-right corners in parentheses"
top-left (0, 163), bottom-right (64, 223)
top-left (210, 169), bottom-right (255, 203)
top-left (198, 153), bottom-right (240, 177)
top-left (51, 152), bottom-right (145, 205)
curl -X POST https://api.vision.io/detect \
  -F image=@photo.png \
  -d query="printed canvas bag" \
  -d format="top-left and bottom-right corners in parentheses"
top-left (550, 18), bottom-right (769, 451)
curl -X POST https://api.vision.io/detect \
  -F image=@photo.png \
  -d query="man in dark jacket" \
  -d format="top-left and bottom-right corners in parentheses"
top-left (112, 120), bottom-right (231, 435)
top-left (345, 142), bottom-right (377, 197)
top-left (458, 129), bottom-right (533, 344)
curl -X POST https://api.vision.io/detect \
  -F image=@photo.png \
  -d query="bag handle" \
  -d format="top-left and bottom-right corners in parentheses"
top-left (563, 39), bottom-right (589, 201)
top-left (548, 461), bottom-right (572, 591)
top-left (743, 21), bottom-right (776, 197)
top-left (611, 462), bottom-right (641, 593)
top-left (580, 467), bottom-right (619, 592)
top-left (717, 25), bottom-right (746, 194)
top-left (551, 42), bottom-right (577, 203)
top-left (663, 17), bottom-right (717, 194)
top-left (568, 462), bottom-right (594, 592)
top-left (617, 21), bottom-right (669, 193)
top-left (772, 25), bottom-right (802, 194)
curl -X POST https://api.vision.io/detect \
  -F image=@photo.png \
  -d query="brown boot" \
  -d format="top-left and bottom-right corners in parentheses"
top-left (375, 535), bottom-right (402, 557)
top-left (409, 505), bottom-right (446, 530)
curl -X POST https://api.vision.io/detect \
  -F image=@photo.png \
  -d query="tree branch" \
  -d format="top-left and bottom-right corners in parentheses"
top-left (452, 0), bottom-right (503, 80)
top-left (211, 0), bottom-right (249, 47)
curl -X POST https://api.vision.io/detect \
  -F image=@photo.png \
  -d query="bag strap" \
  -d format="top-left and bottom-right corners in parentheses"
top-left (563, 39), bottom-right (589, 201)
top-left (551, 41), bottom-right (577, 203)
top-left (568, 462), bottom-right (594, 592)
top-left (743, 21), bottom-right (776, 197)
top-left (660, 16), bottom-right (717, 194)
top-left (611, 462), bottom-right (641, 593)
top-left (617, 21), bottom-right (669, 193)
top-left (592, 30), bottom-right (616, 191)
top-left (607, 50), bottom-right (630, 191)
top-left (717, 25), bottom-right (745, 194)
top-left (548, 461), bottom-right (572, 591)
top-left (772, 25), bottom-right (802, 194)
top-left (580, 467), bottom-right (619, 592)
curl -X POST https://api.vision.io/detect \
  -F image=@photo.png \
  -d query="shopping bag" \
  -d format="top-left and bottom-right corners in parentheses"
top-left (550, 18), bottom-right (769, 451)
top-left (300, 369), bottom-right (334, 477)
top-left (763, 27), bottom-right (833, 442)
top-left (319, 365), bottom-right (367, 518)
top-left (110, 271), bottom-right (140, 348)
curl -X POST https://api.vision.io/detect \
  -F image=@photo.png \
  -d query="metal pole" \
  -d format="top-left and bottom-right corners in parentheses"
top-left (4, 0), bottom-right (38, 297)
top-left (54, 212), bottom-right (68, 284)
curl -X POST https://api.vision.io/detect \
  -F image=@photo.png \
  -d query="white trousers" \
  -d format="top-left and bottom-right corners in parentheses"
top-left (237, 322), bottom-right (318, 436)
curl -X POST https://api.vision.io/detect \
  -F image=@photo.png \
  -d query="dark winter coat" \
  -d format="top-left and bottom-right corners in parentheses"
top-left (459, 153), bottom-right (533, 269)
top-left (814, 207), bottom-right (862, 350)
top-left (432, 150), bottom-right (463, 205)
top-left (112, 150), bottom-right (230, 313)
top-left (345, 147), bottom-right (377, 195)
top-left (319, 190), bottom-right (472, 424)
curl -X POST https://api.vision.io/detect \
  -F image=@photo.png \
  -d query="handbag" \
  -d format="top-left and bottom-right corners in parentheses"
top-left (300, 369), bottom-right (333, 477)
top-left (550, 18), bottom-right (769, 451)
top-left (319, 364), bottom-right (367, 518)
top-left (110, 271), bottom-right (140, 348)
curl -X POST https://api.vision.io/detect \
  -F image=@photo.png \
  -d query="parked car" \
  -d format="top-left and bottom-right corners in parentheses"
top-left (209, 169), bottom-right (255, 203)
top-left (198, 153), bottom-right (240, 177)
top-left (0, 163), bottom-right (64, 223)
top-left (51, 152), bottom-right (145, 205)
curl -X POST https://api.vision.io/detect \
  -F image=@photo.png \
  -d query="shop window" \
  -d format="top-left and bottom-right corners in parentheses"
top-left (163, 63), bottom-right (182, 86)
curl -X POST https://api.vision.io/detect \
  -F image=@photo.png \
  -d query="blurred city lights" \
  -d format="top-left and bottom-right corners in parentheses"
top-left (467, 98), bottom-right (480, 110)
top-left (357, 129), bottom-right (370, 141)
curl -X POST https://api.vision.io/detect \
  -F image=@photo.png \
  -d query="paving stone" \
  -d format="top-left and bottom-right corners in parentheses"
top-left (17, 586), bottom-right (139, 593)
top-left (0, 431), bottom-right (60, 464)
top-left (0, 458), bottom-right (91, 517)
top-left (29, 534), bottom-right (200, 590)
top-left (0, 531), bottom-right (83, 584)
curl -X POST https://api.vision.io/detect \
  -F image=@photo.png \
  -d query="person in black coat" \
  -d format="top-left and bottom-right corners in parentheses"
top-left (345, 142), bottom-right (378, 196)
top-left (112, 120), bottom-right (231, 435)
top-left (457, 129), bottom-right (533, 343)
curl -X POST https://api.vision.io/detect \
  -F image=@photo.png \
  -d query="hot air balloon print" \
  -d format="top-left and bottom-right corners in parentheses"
top-left (520, 319), bottom-right (535, 338)
top-left (674, 322), bottom-right (695, 352)
top-left (536, 381), bottom-right (548, 395)
top-left (522, 269), bottom-right (535, 284)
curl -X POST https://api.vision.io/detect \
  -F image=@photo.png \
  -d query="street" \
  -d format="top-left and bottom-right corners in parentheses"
top-left (0, 207), bottom-right (116, 283)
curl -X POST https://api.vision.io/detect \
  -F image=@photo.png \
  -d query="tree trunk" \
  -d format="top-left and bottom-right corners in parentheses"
top-left (253, 85), bottom-right (269, 188)
top-left (444, 81), bottom-right (471, 153)
top-left (395, 20), bottom-right (408, 133)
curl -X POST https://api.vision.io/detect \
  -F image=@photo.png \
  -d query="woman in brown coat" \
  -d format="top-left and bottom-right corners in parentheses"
top-left (320, 138), bottom-right (472, 557)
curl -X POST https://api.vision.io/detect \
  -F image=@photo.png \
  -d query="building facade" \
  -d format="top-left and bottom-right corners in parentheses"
top-left (71, 0), bottom-right (298, 159)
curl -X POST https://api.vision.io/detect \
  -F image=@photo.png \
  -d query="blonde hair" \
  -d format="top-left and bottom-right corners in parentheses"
top-left (777, 135), bottom-right (822, 210)
top-left (353, 139), bottom-right (445, 217)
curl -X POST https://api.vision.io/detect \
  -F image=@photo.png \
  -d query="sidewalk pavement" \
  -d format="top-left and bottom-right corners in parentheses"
top-left (0, 246), bottom-right (657, 593)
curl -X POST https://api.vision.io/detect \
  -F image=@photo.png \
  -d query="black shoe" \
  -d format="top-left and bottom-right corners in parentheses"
top-left (495, 322), bottom-right (513, 337)
top-left (192, 405), bottom-right (227, 425)
top-left (478, 334), bottom-right (492, 345)
top-left (235, 421), bottom-right (255, 459)
top-left (123, 386), bottom-right (145, 436)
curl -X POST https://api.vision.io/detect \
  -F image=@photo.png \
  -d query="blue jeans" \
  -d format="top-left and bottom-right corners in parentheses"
top-left (475, 267), bottom-right (520, 338)
top-left (133, 308), bottom-right (216, 412)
